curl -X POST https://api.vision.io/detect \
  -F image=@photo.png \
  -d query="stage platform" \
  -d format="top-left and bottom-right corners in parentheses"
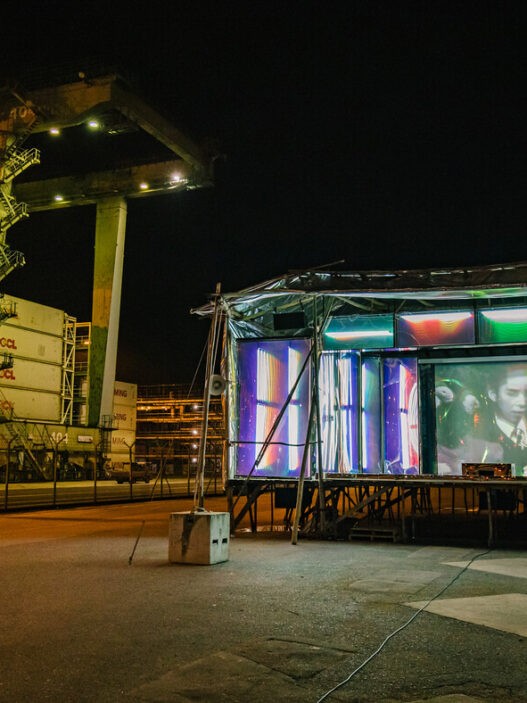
top-left (227, 475), bottom-right (527, 548)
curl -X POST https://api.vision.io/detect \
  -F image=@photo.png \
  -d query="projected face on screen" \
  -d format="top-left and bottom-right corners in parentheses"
top-left (435, 360), bottom-right (527, 476)
top-left (235, 338), bottom-right (311, 478)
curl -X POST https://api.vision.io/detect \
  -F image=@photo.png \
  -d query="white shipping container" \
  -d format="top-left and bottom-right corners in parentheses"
top-left (3, 295), bottom-right (66, 337)
top-left (110, 429), bottom-right (137, 458)
top-left (0, 387), bottom-right (61, 423)
top-left (114, 381), bottom-right (137, 407)
top-left (2, 327), bottom-right (63, 364)
top-left (0, 357), bottom-right (62, 393)
top-left (112, 403), bottom-right (137, 431)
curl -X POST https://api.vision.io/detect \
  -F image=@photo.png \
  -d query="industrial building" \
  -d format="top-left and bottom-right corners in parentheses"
top-left (135, 383), bottom-right (223, 487)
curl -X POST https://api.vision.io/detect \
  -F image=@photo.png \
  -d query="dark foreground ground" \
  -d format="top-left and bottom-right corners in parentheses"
top-left (1, 497), bottom-right (526, 702)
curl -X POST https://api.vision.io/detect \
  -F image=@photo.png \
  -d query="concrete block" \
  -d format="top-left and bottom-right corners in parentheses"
top-left (168, 511), bottom-right (230, 565)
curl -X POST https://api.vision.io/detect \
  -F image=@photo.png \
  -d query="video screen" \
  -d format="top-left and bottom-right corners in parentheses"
top-left (397, 311), bottom-right (475, 347)
top-left (435, 359), bottom-right (527, 476)
top-left (235, 338), bottom-right (311, 478)
top-left (319, 351), bottom-right (359, 473)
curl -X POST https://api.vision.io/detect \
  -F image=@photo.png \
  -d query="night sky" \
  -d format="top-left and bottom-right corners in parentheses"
top-left (2, 2), bottom-right (527, 385)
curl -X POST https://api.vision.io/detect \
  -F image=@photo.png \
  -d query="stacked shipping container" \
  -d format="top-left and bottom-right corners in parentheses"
top-left (0, 296), bottom-right (67, 422)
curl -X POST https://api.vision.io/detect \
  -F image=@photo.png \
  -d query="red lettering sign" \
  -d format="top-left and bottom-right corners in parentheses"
top-left (0, 337), bottom-right (17, 349)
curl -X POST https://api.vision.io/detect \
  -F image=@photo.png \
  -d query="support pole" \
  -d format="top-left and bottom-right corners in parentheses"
top-left (291, 386), bottom-right (318, 544)
top-left (487, 489), bottom-right (494, 548)
top-left (88, 197), bottom-right (127, 427)
top-left (195, 283), bottom-right (222, 508)
top-left (313, 297), bottom-right (327, 533)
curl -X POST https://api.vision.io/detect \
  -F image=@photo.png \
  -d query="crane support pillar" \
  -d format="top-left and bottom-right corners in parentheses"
top-left (88, 196), bottom-right (127, 427)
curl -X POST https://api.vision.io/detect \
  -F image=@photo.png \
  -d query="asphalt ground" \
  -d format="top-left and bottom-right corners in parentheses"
top-left (1, 497), bottom-right (526, 702)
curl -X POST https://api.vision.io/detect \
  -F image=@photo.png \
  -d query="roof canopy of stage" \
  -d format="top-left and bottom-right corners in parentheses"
top-left (193, 260), bottom-right (527, 340)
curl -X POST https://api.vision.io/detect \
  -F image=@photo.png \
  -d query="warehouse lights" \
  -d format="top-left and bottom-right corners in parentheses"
top-left (49, 127), bottom-right (61, 136)
top-left (87, 119), bottom-right (100, 130)
top-left (53, 194), bottom-right (64, 202)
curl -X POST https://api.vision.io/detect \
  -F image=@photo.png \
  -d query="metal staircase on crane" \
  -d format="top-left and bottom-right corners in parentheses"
top-left (0, 296), bottom-right (17, 323)
top-left (0, 147), bottom-right (40, 183)
top-left (0, 189), bottom-right (29, 232)
top-left (0, 90), bottom-right (40, 285)
top-left (0, 389), bottom-right (50, 480)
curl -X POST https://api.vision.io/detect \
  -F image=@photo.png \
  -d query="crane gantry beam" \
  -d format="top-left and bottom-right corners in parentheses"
top-left (26, 73), bottom-right (209, 175)
top-left (13, 158), bottom-right (195, 211)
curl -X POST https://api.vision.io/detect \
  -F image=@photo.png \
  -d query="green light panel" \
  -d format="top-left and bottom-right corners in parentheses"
top-left (478, 307), bottom-right (527, 344)
top-left (323, 314), bottom-right (394, 350)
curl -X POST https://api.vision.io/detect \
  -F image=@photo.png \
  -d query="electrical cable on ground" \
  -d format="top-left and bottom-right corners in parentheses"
top-left (315, 548), bottom-right (492, 702)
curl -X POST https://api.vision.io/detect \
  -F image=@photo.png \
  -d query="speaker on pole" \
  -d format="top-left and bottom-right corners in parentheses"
top-left (209, 374), bottom-right (227, 396)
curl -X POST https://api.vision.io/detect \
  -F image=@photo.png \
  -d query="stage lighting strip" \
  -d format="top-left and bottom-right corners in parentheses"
top-left (316, 548), bottom-right (492, 702)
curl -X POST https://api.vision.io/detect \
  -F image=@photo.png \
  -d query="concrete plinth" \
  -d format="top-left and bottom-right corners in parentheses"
top-left (168, 510), bottom-right (230, 565)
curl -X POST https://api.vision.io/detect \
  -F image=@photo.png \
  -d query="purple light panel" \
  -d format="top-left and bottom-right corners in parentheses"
top-left (383, 358), bottom-right (419, 474)
top-left (235, 338), bottom-right (311, 478)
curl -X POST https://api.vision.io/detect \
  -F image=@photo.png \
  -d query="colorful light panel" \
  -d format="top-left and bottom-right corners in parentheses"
top-left (383, 358), bottom-right (419, 474)
top-left (319, 352), bottom-right (359, 473)
top-left (236, 338), bottom-right (311, 478)
top-left (361, 357), bottom-right (382, 473)
top-left (396, 311), bottom-right (475, 347)
top-left (323, 314), bottom-right (394, 350)
top-left (478, 307), bottom-right (527, 344)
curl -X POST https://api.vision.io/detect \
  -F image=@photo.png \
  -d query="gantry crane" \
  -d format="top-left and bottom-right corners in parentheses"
top-left (0, 69), bottom-right (213, 431)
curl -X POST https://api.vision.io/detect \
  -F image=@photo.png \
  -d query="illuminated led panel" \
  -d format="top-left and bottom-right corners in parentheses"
top-left (383, 358), bottom-right (419, 474)
top-left (478, 308), bottom-right (527, 344)
top-left (323, 314), bottom-right (394, 350)
top-left (236, 338), bottom-right (311, 478)
top-left (361, 357), bottom-right (382, 473)
top-left (319, 352), bottom-right (359, 474)
top-left (396, 311), bottom-right (475, 347)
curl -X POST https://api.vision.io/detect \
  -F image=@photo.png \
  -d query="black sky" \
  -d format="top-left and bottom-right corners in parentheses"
top-left (2, 1), bottom-right (527, 385)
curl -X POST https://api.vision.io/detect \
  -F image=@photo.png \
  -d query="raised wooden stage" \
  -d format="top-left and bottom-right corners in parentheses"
top-left (227, 475), bottom-right (527, 548)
